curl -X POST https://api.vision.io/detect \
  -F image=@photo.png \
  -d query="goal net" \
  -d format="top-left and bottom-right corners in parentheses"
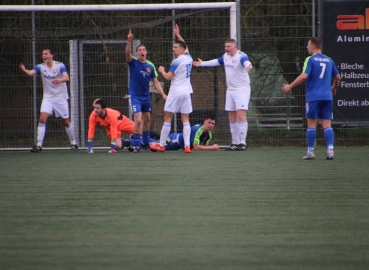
top-left (0, 3), bottom-right (238, 149)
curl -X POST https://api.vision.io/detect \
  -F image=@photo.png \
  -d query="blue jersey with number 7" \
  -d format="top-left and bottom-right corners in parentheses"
top-left (303, 53), bottom-right (339, 102)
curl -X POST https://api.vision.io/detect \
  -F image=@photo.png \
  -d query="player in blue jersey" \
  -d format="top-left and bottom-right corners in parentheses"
top-left (193, 39), bottom-right (252, 151)
top-left (126, 28), bottom-right (167, 153)
top-left (20, 49), bottom-right (78, 152)
top-left (150, 24), bottom-right (194, 154)
top-left (282, 37), bottom-right (341, 160)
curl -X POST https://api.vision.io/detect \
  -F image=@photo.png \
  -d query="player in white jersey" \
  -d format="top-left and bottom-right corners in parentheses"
top-left (193, 39), bottom-right (252, 151)
top-left (150, 24), bottom-right (193, 154)
top-left (19, 49), bottom-right (78, 152)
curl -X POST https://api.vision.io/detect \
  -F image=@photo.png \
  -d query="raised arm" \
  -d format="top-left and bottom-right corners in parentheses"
top-left (174, 24), bottom-right (189, 53)
top-left (125, 28), bottom-right (133, 62)
top-left (19, 63), bottom-right (36, 76)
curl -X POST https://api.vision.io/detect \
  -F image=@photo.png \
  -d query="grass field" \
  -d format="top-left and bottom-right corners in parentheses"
top-left (1, 147), bottom-right (368, 270)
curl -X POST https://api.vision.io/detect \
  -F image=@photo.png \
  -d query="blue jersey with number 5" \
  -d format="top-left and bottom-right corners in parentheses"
top-left (168, 52), bottom-right (193, 96)
top-left (303, 53), bottom-right (339, 102)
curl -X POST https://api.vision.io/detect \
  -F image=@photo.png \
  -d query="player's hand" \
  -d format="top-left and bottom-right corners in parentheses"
top-left (158, 66), bottom-right (165, 73)
top-left (212, 144), bottom-right (220, 150)
top-left (331, 87), bottom-right (337, 96)
top-left (246, 65), bottom-right (252, 73)
top-left (192, 58), bottom-right (202, 67)
top-left (127, 28), bottom-right (133, 41)
top-left (161, 93), bottom-right (168, 100)
top-left (282, 84), bottom-right (291, 93)
top-left (19, 63), bottom-right (26, 70)
top-left (52, 76), bottom-right (62, 84)
top-left (174, 24), bottom-right (180, 36)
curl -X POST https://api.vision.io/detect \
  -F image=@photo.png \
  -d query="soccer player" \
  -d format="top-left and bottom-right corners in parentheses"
top-left (150, 24), bottom-right (194, 154)
top-left (131, 115), bottom-right (218, 151)
top-left (87, 98), bottom-right (134, 153)
top-left (126, 28), bottom-right (167, 153)
top-left (282, 37), bottom-right (340, 160)
top-left (192, 39), bottom-right (252, 151)
top-left (19, 49), bottom-right (78, 153)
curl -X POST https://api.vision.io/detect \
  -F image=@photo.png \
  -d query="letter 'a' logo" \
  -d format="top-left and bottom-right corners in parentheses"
top-left (337, 8), bottom-right (369, 30)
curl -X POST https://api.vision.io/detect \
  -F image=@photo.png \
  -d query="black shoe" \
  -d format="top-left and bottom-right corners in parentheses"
top-left (133, 147), bottom-right (141, 153)
top-left (122, 139), bottom-right (131, 149)
top-left (166, 137), bottom-right (173, 149)
top-left (237, 144), bottom-right (248, 151)
top-left (224, 144), bottom-right (238, 151)
top-left (70, 144), bottom-right (79, 151)
top-left (141, 142), bottom-right (150, 151)
top-left (30, 145), bottom-right (42, 153)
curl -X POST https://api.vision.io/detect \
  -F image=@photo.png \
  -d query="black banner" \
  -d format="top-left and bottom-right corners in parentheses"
top-left (320, 0), bottom-right (369, 124)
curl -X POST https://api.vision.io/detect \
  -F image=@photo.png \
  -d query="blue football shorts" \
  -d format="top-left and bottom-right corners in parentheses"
top-left (129, 95), bottom-right (152, 114)
top-left (306, 100), bottom-right (333, 119)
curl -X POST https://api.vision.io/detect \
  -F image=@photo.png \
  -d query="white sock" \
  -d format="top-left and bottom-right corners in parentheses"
top-left (183, 122), bottom-right (191, 147)
top-left (37, 123), bottom-right (46, 147)
top-left (65, 124), bottom-right (76, 145)
top-left (238, 121), bottom-right (248, 145)
top-left (230, 121), bottom-right (239, 145)
top-left (159, 122), bottom-right (171, 146)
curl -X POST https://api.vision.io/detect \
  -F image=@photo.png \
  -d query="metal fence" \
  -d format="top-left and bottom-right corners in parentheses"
top-left (1, 0), bottom-right (368, 149)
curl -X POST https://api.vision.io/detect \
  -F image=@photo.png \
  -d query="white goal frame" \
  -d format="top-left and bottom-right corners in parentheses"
top-left (0, 2), bottom-right (240, 150)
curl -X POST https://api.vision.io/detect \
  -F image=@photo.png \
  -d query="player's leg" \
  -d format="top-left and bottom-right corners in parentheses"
top-left (150, 96), bottom-right (177, 152)
top-left (141, 99), bottom-right (152, 149)
top-left (178, 94), bottom-right (192, 153)
top-left (233, 90), bottom-right (250, 150)
top-left (53, 99), bottom-right (78, 150)
top-left (320, 100), bottom-right (334, 160)
top-left (304, 101), bottom-right (319, 160)
top-left (225, 91), bottom-right (239, 150)
top-left (31, 100), bottom-right (51, 152)
top-left (130, 96), bottom-right (144, 153)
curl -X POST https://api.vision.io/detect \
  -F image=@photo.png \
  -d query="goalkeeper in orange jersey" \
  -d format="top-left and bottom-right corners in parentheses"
top-left (87, 98), bottom-right (134, 153)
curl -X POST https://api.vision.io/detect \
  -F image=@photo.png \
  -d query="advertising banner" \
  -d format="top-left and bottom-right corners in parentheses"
top-left (320, 0), bottom-right (369, 124)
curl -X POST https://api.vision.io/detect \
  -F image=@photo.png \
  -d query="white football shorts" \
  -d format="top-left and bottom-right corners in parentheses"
top-left (40, 99), bottom-right (70, 118)
top-left (225, 88), bottom-right (251, 111)
top-left (164, 93), bottom-right (192, 114)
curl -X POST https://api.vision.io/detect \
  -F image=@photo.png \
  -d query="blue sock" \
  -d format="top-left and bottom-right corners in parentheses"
top-left (142, 130), bottom-right (150, 145)
top-left (323, 127), bottom-right (334, 147)
top-left (307, 128), bottom-right (316, 148)
top-left (133, 134), bottom-right (141, 148)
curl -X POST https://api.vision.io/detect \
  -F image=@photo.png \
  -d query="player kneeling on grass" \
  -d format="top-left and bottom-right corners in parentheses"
top-left (150, 114), bottom-right (219, 152)
top-left (87, 98), bottom-right (134, 153)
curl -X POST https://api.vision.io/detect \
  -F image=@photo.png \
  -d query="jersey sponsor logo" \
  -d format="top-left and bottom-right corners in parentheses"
top-left (140, 70), bottom-right (150, 78)
top-left (337, 8), bottom-right (369, 30)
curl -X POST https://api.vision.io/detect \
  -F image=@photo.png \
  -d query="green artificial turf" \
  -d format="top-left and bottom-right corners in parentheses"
top-left (0, 147), bottom-right (368, 270)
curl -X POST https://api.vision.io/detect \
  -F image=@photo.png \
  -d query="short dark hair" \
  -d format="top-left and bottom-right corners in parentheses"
top-left (309, 37), bottom-right (322, 49)
top-left (225, 39), bottom-right (237, 47)
top-left (205, 114), bottom-right (216, 121)
top-left (175, 40), bottom-right (187, 50)
top-left (43, 48), bottom-right (54, 55)
top-left (93, 98), bottom-right (107, 109)
top-left (136, 44), bottom-right (146, 52)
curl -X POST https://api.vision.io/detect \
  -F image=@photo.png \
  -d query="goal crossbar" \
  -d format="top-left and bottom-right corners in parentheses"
top-left (0, 3), bottom-right (235, 12)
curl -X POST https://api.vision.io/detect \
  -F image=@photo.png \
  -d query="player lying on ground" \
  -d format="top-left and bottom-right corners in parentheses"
top-left (148, 114), bottom-right (219, 152)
